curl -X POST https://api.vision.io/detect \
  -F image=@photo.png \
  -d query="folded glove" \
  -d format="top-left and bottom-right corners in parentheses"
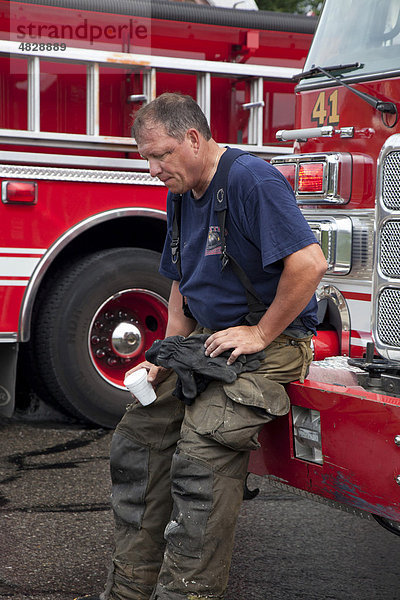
top-left (145, 334), bottom-right (265, 404)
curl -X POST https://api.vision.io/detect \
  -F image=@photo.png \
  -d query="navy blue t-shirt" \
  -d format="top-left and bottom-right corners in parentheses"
top-left (159, 152), bottom-right (319, 332)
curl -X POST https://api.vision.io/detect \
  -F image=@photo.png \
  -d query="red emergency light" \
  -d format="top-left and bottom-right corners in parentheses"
top-left (271, 153), bottom-right (352, 205)
top-left (1, 181), bottom-right (37, 204)
top-left (298, 162), bottom-right (325, 193)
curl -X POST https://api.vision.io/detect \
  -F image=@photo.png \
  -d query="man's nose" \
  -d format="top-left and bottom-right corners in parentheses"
top-left (148, 159), bottom-right (162, 178)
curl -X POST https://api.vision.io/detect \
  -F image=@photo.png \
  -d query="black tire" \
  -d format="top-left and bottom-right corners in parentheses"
top-left (372, 514), bottom-right (400, 537)
top-left (29, 248), bottom-right (171, 428)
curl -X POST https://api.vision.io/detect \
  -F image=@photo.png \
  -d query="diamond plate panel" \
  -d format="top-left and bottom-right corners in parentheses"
top-left (378, 288), bottom-right (400, 348)
top-left (383, 152), bottom-right (400, 210)
top-left (380, 220), bottom-right (400, 278)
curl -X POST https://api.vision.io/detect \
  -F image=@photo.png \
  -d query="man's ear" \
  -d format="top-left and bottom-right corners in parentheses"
top-left (185, 128), bottom-right (201, 154)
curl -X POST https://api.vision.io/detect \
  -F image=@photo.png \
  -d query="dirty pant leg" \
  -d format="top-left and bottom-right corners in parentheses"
top-left (103, 373), bottom-right (184, 600)
top-left (153, 381), bottom-right (274, 600)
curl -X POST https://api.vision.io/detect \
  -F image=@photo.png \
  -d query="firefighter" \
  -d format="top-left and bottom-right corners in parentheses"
top-left (74, 92), bottom-right (327, 600)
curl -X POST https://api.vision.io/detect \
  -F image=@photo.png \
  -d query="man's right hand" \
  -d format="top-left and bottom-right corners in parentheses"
top-left (123, 280), bottom-right (194, 392)
top-left (125, 361), bottom-right (172, 388)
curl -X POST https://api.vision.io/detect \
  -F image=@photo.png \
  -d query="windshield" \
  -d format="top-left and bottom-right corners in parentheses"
top-left (301, 0), bottom-right (400, 82)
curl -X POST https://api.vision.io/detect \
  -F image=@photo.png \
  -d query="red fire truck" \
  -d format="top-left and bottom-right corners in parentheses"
top-left (0, 1), bottom-right (315, 424)
top-left (251, 0), bottom-right (400, 536)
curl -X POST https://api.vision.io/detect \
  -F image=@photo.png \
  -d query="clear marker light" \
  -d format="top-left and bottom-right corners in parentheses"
top-left (275, 163), bottom-right (296, 190)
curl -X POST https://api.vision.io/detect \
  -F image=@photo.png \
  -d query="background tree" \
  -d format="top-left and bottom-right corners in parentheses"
top-left (255, 0), bottom-right (323, 15)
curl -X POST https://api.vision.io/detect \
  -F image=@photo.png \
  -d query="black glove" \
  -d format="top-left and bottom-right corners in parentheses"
top-left (145, 334), bottom-right (265, 404)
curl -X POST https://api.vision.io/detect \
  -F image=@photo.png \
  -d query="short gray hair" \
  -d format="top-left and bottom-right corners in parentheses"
top-left (132, 93), bottom-right (212, 143)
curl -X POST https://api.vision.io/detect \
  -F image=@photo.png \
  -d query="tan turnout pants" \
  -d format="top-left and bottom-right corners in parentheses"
top-left (102, 331), bottom-right (313, 600)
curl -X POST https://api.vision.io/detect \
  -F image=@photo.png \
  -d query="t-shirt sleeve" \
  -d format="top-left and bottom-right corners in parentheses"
top-left (240, 169), bottom-right (318, 269)
top-left (159, 193), bottom-right (181, 281)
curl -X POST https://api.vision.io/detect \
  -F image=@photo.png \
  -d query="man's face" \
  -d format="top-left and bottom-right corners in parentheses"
top-left (137, 123), bottom-right (198, 194)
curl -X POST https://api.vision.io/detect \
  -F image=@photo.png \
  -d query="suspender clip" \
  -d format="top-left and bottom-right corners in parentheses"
top-left (171, 240), bottom-right (180, 264)
top-left (221, 246), bottom-right (229, 270)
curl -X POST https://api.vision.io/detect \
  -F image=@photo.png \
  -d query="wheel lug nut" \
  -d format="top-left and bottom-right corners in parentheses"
top-left (91, 336), bottom-right (100, 345)
top-left (95, 349), bottom-right (106, 358)
top-left (107, 357), bottom-right (118, 366)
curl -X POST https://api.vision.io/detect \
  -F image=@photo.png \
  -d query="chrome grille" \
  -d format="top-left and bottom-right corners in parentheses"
top-left (383, 152), bottom-right (400, 210)
top-left (380, 220), bottom-right (400, 278)
top-left (378, 288), bottom-right (400, 348)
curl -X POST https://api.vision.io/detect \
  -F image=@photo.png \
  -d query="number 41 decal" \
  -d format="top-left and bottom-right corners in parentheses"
top-left (311, 90), bottom-right (340, 126)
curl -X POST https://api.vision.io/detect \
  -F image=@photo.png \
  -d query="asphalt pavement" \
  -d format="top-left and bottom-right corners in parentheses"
top-left (0, 413), bottom-right (399, 600)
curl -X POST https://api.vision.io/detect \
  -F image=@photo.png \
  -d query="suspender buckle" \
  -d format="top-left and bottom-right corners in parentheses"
top-left (171, 240), bottom-right (179, 264)
top-left (221, 246), bottom-right (229, 270)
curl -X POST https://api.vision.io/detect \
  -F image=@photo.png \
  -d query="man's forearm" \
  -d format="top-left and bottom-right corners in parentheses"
top-left (165, 280), bottom-right (196, 338)
top-left (256, 243), bottom-right (327, 346)
top-left (204, 243), bottom-right (327, 364)
top-left (256, 276), bottom-right (319, 346)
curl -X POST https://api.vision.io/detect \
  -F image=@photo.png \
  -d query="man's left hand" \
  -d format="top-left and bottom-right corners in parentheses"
top-left (204, 325), bottom-right (267, 365)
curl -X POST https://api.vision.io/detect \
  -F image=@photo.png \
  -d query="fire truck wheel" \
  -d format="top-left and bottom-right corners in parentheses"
top-left (30, 248), bottom-right (171, 428)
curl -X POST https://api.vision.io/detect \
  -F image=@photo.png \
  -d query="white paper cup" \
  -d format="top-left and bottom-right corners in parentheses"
top-left (124, 368), bottom-right (156, 405)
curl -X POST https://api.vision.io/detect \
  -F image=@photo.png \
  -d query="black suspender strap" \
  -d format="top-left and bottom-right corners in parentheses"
top-left (171, 193), bottom-right (183, 279)
top-left (216, 207), bottom-right (266, 317)
top-left (171, 193), bottom-right (195, 318)
top-left (214, 149), bottom-right (267, 318)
